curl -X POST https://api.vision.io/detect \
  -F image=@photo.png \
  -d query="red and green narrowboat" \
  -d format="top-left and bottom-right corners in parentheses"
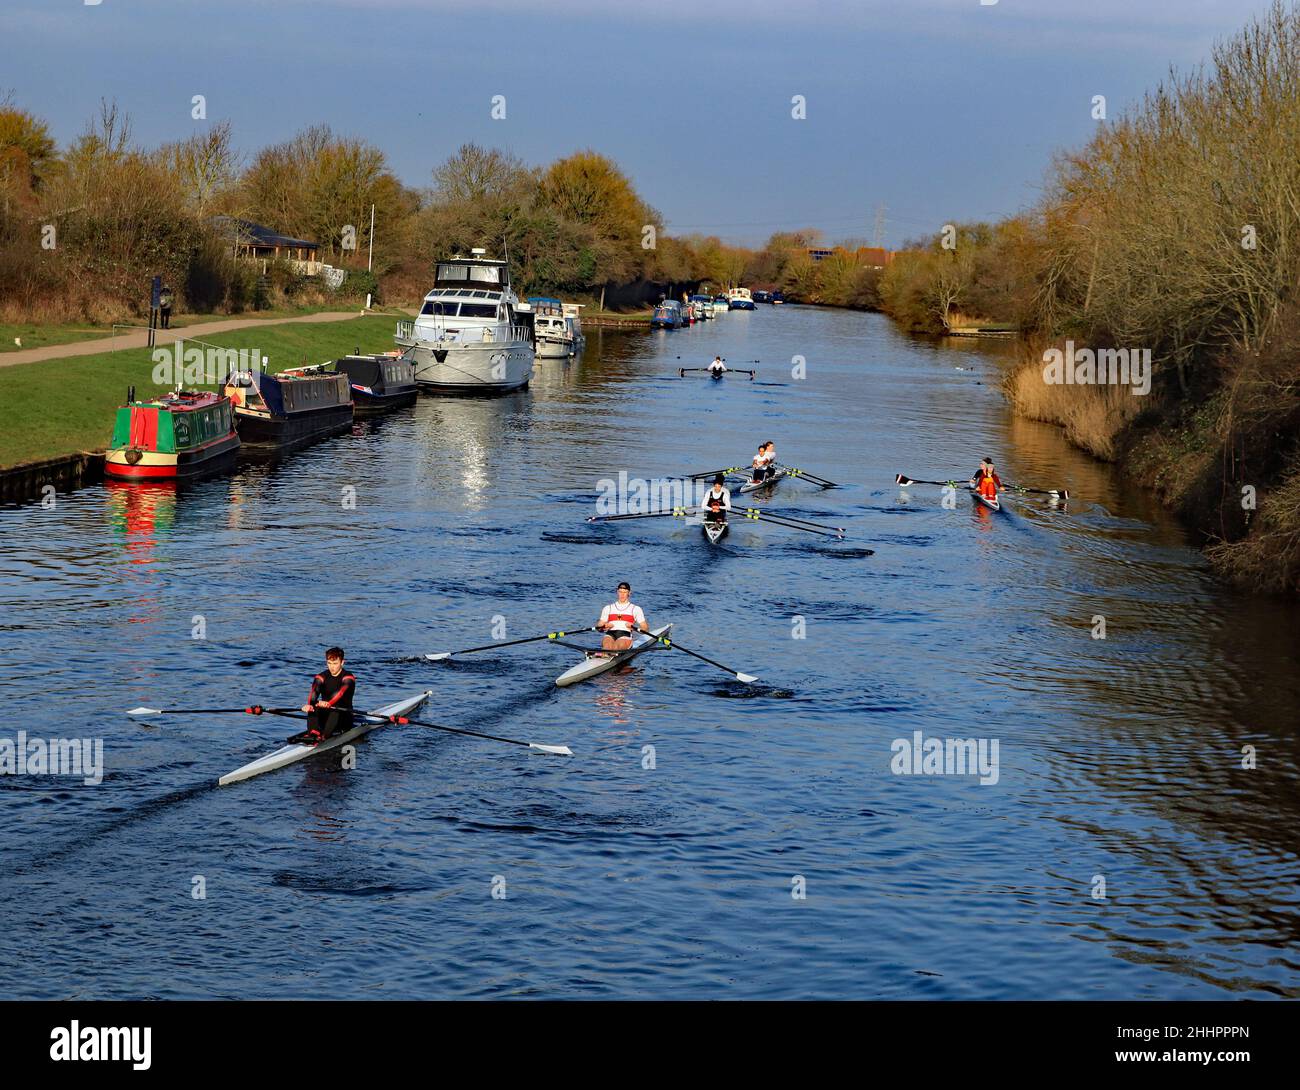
top-left (104, 388), bottom-right (240, 481)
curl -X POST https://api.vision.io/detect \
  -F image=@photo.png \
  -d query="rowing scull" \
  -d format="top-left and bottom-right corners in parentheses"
top-left (217, 689), bottom-right (432, 785)
top-left (555, 624), bottom-right (672, 687)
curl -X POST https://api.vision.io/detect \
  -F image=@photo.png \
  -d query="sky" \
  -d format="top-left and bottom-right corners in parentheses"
top-left (0, 0), bottom-right (1278, 248)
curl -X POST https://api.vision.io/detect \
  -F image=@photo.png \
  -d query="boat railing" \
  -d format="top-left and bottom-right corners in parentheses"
top-left (396, 319), bottom-right (532, 347)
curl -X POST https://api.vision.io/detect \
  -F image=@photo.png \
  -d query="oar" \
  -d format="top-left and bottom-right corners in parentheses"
top-left (387, 714), bottom-right (572, 756)
top-left (264, 708), bottom-right (572, 756)
top-left (738, 509), bottom-right (845, 538)
top-left (1003, 481), bottom-right (1070, 499)
top-left (781, 466), bottom-right (838, 487)
top-left (424, 626), bottom-right (596, 661)
top-left (126, 704), bottom-right (298, 717)
top-left (653, 634), bottom-right (758, 683)
top-left (735, 506), bottom-right (842, 531)
top-left (685, 466), bottom-right (747, 480)
top-left (895, 473), bottom-right (965, 488)
top-left (896, 472), bottom-right (1069, 499)
top-left (587, 506), bottom-right (697, 523)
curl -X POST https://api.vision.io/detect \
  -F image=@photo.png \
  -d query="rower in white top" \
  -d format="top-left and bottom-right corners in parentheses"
top-left (597, 581), bottom-right (650, 653)
top-left (701, 472), bottom-right (732, 543)
top-left (749, 441), bottom-right (777, 486)
top-left (708, 356), bottom-right (727, 378)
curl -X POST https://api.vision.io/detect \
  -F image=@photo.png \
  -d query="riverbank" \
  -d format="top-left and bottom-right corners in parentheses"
top-left (0, 312), bottom-right (397, 472)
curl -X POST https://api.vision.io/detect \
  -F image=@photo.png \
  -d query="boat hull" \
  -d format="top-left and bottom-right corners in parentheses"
top-left (972, 490), bottom-right (1002, 512)
top-left (218, 690), bottom-right (433, 785)
top-left (105, 432), bottom-right (240, 481)
top-left (536, 338), bottom-right (571, 359)
top-left (405, 341), bottom-right (534, 394)
top-left (233, 404), bottom-right (354, 450)
top-left (703, 521), bottom-right (729, 544)
top-left (738, 470), bottom-right (786, 495)
top-left (555, 623), bottom-right (672, 687)
top-left (352, 388), bottom-right (418, 415)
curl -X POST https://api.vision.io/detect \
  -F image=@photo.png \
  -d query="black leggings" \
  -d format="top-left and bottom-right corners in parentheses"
top-left (308, 707), bottom-right (352, 739)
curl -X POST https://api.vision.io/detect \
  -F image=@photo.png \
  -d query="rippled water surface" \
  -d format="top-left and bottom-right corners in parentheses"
top-left (2, 306), bottom-right (1298, 999)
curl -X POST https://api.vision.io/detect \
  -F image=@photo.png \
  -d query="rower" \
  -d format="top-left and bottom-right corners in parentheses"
top-left (291, 647), bottom-right (356, 744)
top-left (702, 473), bottom-right (731, 525)
top-left (708, 356), bottom-right (727, 376)
top-left (596, 582), bottom-right (649, 653)
top-left (750, 440), bottom-right (776, 484)
top-left (970, 457), bottom-right (1002, 502)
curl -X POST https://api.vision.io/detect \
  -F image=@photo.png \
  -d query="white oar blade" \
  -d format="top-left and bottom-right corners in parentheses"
top-left (530, 743), bottom-right (574, 756)
top-left (127, 707), bottom-right (162, 717)
top-left (424, 652), bottom-right (451, 662)
top-left (735, 673), bottom-right (759, 684)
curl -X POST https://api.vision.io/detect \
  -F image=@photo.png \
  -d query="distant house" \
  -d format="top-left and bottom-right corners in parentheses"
top-left (807, 245), bottom-right (895, 269)
top-left (211, 216), bottom-right (324, 276)
top-left (854, 247), bottom-right (895, 269)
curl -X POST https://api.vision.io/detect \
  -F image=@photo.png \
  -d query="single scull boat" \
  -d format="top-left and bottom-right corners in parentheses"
top-left (703, 520), bottom-right (729, 544)
top-left (972, 490), bottom-right (1002, 512)
top-left (217, 689), bottom-right (432, 785)
top-left (555, 624), bottom-right (672, 687)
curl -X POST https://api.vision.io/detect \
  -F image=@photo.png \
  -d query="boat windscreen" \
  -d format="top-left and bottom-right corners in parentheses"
top-left (458, 303), bottom-right (499, 318)
top-left (421, 301), bottom-right (458, 316)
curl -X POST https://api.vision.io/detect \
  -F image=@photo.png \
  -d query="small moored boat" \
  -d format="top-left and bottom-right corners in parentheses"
top-left (727, 287), bottom-right (756, 310)
top-left (223, 367), bottom-right (354, 451)
top-left (329, 354), bottom-right (418, 414)
top-left (650, 301), bottom-right (684, 329)
top-left (104, 388), bottom-right (240, 481)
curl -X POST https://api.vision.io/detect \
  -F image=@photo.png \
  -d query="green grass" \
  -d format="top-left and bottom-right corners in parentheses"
top-left (0, 322), bottom-right (124, 354)
top-left (0, 314), bottom-right (399, 467)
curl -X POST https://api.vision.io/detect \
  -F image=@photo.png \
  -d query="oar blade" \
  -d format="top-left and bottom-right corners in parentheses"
top-left (424, 652), bottom-right (452, 661)
top-left (127, 706), bottom-right (162, 717)
top-left (530, 743), bottom-right (574, 756)
top-left (735, 672), bottom-right (759, 684)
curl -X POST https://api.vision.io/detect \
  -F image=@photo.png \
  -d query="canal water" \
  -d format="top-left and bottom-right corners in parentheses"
top-left (1, 306), bottom-right (1297, 999)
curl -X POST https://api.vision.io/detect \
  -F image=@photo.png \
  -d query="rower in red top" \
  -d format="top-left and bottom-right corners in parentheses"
top-left (290, 646), bottom-right (355, 744)
top-left (970, 457), bottom-right (1002, 503)
top-left (596, 582), bottom-right (649, 654)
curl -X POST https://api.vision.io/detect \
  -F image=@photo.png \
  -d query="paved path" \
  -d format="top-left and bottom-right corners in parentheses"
top-left (0, 310), bottom-right (391, 368)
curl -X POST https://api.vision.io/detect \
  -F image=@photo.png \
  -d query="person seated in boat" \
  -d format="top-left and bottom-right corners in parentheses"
top-left (971, 457), bottom-right (1002, 500)
top-left (702, 473), bottom-right (731, 524)
top-left (291, 647), bottom-right (356, 744)
top-left (708, 356), bottom-right (727, 376)
top-left (750, 440), bottom-right (777, 484)
top-left (597, 582), bottom-right (649, 654)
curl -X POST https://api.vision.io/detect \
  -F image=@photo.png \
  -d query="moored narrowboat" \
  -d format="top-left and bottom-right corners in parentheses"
top-left (104, 388), bottom-right (240, 481)
top-left (328, 353), bottom-right (418, 414)
top-left (650, 300), bottom-right (684, 329)
top-left (222, 367), bottom-right (353, 450)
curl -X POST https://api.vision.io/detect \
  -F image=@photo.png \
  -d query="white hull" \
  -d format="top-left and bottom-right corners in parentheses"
top-left (218, 690), bottom-right (432, 785)
top-left (536, 338), bottom-right (571, 359)
top-left (739, 469), bottom-right (786, 494)
top-left (406, 341), bottom-right (534, 393)
top-left (555, 624), bottom-right (671, 687)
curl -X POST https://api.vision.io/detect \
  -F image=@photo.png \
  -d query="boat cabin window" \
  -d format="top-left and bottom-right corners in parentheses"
top-left (436, 263), bottom-right (502, 286)
top-left (421, 301), bottom-right (459, 317)
top-left (458, 303), bottom-right (498, 319)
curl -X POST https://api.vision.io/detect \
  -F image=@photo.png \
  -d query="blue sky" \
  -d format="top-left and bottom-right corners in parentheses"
top-left (0, 0), bottom-right (1275, 247)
